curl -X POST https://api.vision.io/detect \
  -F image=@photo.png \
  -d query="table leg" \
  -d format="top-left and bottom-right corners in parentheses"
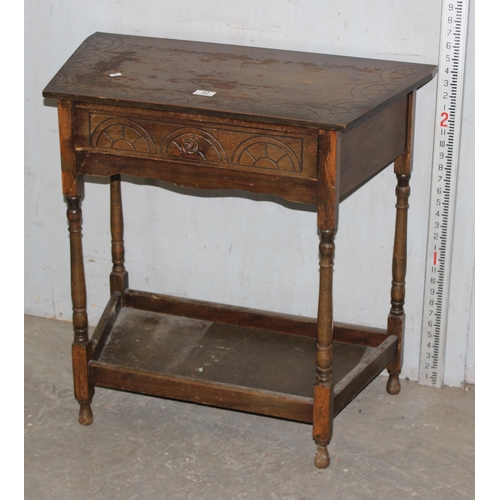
top-left (313, 130), bottom-right (339, 468)
top-left (66, 195), bottom-right (94, 425)
top-left (386, 172), bottom-right (410, 395)
top-left (386, 91), bottom-right (415, 395)
top-left (110, 175), bottom-right (129, 295)
top-left (313, 229), bottom-right (335, 468)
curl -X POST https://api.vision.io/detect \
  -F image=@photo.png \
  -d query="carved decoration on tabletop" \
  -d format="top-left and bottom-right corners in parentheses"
top-left (325, 67), bottom-right (423, 120)
top-left (45, 33), bottom-right (435, 127)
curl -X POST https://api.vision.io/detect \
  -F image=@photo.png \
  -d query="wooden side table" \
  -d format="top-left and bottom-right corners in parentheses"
top-left (43, 32), bottom-right (436, 468)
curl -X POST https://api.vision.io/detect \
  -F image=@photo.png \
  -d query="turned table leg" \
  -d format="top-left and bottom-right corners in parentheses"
top-left (313, 129), bottom-right (339, 468)
top-left (386, 174), bottom-right (410, 395)
top-left (110, 175), bottom-right (129, 295)
top-left (386, 91), bottom-right (415, 395)
top-left (313, 229), bottom-right (335, 468)
top-left (67, 195), bottom-right (94, 425)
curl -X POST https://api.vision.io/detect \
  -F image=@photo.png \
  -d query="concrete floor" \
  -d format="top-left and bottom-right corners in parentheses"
top-left (25, 314), bottom-right (474, 500)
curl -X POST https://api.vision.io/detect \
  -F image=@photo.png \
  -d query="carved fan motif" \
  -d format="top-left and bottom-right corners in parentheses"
top-left (86, 33), bottom-right (124, 52)
top-left (161, 129), bottom-right (228, 162)
top-left (384, 67), bottom-right (421, 82)
top-left (359, 83), bottom-right (400, 101)
top-left (91, 118), bottom-right (156, 153)
top-left (325, 65), bottom-right (422, 120)
top-left (232, 137), bottom-right (301, 172)
top-left (326, 100), bottom-right (369, 121)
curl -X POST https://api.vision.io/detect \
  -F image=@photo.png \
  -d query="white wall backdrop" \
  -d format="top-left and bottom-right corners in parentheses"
top-left (25, 0), bottom-right (475, 387)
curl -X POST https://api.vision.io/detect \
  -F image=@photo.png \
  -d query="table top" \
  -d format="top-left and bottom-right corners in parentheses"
top-left (43, 32), bottom-right (436, 132)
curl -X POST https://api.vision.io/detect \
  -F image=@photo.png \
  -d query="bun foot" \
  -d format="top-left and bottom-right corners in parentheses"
top-left (386, 373), bottom-right (401, 395)
top-left (78, 403), bottom-right (94, 426)
top-left (314, 445), bottom-right (330, 469)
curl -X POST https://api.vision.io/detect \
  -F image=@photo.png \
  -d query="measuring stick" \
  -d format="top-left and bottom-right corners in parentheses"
top-left (418, 0), bottom-right (470, 387)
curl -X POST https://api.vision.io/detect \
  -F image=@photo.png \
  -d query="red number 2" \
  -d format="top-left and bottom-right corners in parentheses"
top-left (440, 111), bottom-right (449, 127)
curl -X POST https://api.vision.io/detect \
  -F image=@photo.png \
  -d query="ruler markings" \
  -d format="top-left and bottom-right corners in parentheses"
top-left (418, 0), bottom-right (469, 387)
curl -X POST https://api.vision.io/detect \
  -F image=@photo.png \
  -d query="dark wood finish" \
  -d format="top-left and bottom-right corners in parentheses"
top-left (124, 288), bottom-right (319, 337)
top-left (91, 362), bottom-right (314, 423)
top-left (123, 288), bottom-right (389, 346)
top-left (314, 130), bottom-right (339, 468)
top-left (77, 150), bottom-right (318, 205)
top-left (386, 92), bottom-right (416, 395)
top-left (90, 291), bottom-right (122, 360)
top-left (109, 175), bottom-right (129, 294)
top-left (66, 196), bottom-right (94, 425)
top-left (313, 229), bottom-right (335, 468)
top-left (317, 130), bottom-right (340, 230)
top-left (339, 96), bottom-right (407, 200)
top-left (43, 33), bottom-right (436, 468)
top-left (87, 299), bottom-right (386, 423)
top-left (58, 100), bottom-right (82, 197)
top-left (333, 335), bottom-right (398, 412)
top-left (333, 323), bottom-right (389, 348)
top-left (43, 32), bottom-right (436, 131)
top-left (74, 104), bottom-right (319, 179)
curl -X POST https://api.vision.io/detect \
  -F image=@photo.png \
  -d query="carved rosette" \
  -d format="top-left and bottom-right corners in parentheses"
top-left (161, 128), bottom-right (228, 162)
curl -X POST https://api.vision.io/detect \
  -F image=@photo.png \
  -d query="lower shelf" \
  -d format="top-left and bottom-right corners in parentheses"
top-left (89, 291), bottom-right (398, 423)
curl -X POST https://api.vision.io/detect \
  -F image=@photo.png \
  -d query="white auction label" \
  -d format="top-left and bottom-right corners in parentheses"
top-left (193, 90), bottom-right (217, 97)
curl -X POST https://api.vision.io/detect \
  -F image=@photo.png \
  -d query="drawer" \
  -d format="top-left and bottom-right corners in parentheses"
top-left (74, 105), bottom-right (319, 179)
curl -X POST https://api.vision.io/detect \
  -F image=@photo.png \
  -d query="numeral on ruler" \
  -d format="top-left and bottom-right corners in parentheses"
top-left (418, 0), bottom-right (469, 387)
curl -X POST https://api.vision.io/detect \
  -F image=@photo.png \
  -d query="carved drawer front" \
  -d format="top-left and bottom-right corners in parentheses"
top-left (74, 106), bottom-right (318, 178)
